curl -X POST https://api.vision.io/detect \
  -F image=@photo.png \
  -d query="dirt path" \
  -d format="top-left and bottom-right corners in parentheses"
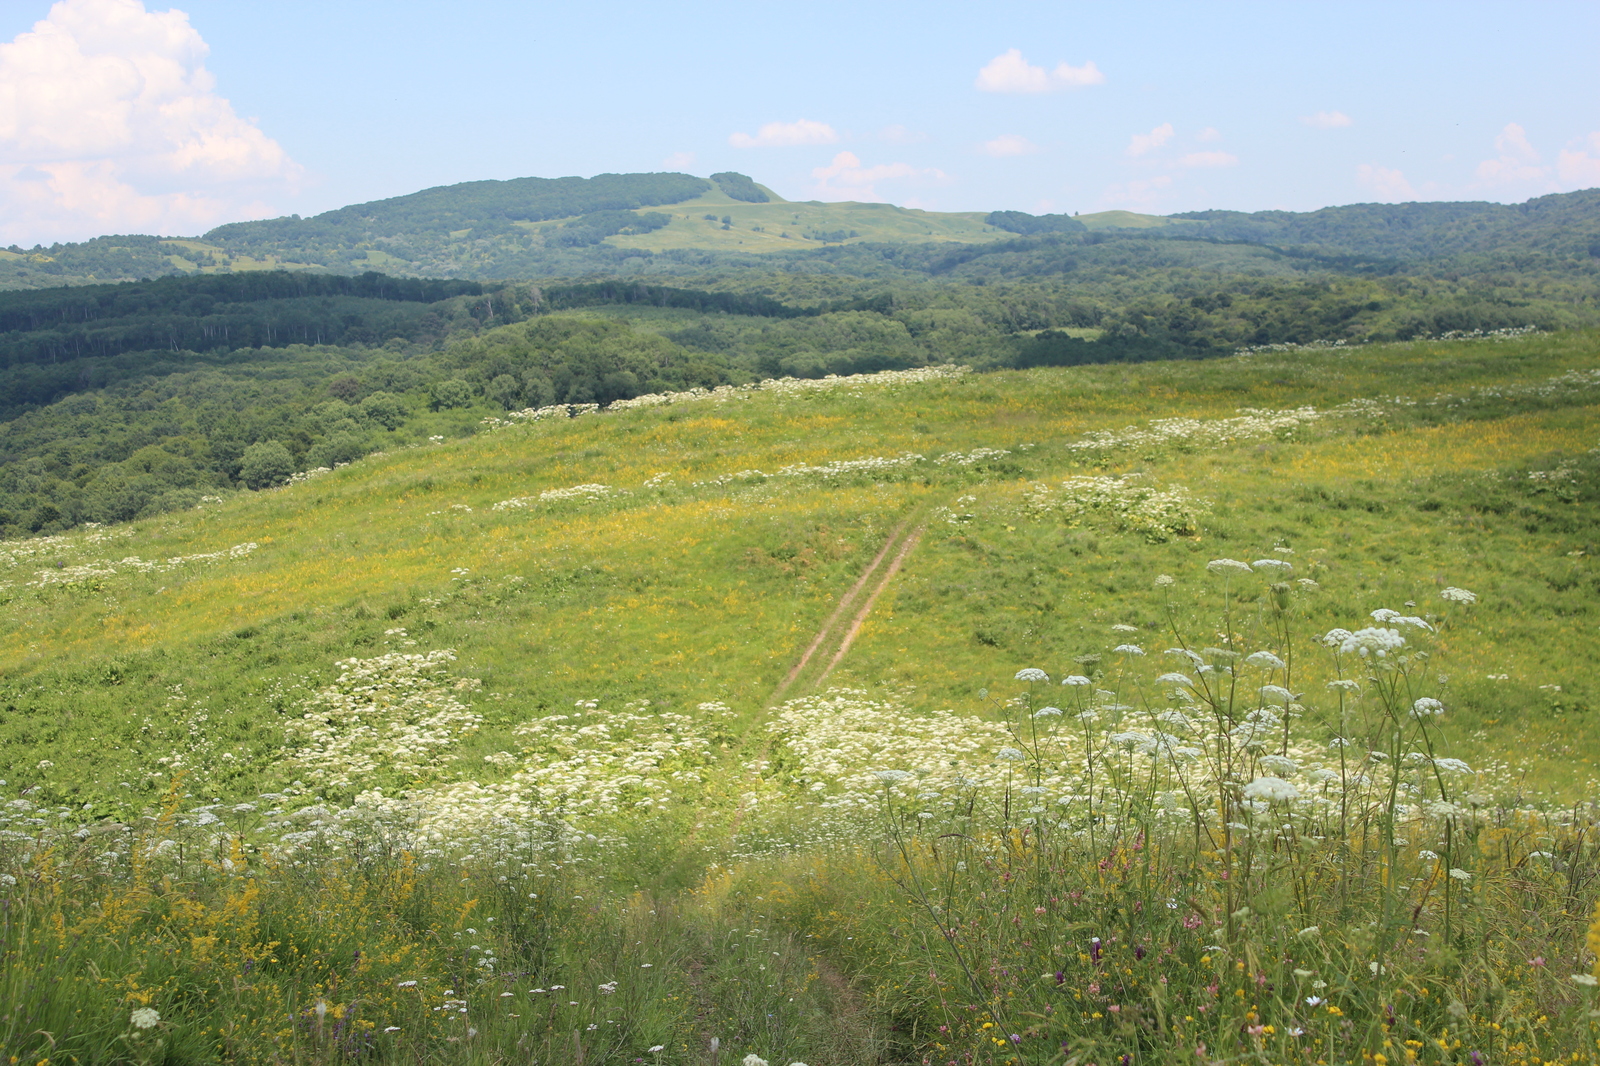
top-left (769, 509), bottom-right (929, 704)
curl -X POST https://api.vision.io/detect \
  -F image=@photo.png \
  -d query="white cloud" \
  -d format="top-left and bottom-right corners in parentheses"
top-left (980, 134), bottom-right (1039, 158)
top-left (728, 119), bottom-right (838, 149)
top-left (1300, 111), bottom-right (1353, 129)
top-left (1196, 127), bottom-right (1222, 142)
top-left (1355, 163), bottom-right (1416, 201)
top-left (662, 151), bottom-right (696, 170)
top-left (0, 0), bottom-right (302, 245)
top-left (1179, 151), bottom-right (1237, 168)
top-left (1557, 132), bottom-right (1600, 187)
top-left (974, 48), bottom-right (1104, 93)
top-left (1474, 122), bottom-right (1548, 186)
top-left (808, 151), bottom-right (946, 202)
top-left (1126, 123), bottom-right (1174, 157)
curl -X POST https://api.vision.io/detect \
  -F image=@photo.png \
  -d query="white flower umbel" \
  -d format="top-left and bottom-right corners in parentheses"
top-left (1440, 587), bottom-right (1478, 605)
top-left (1014, 668), bottom-right (1049, 682)
top-left (1242, 777), bottom-right (1300, 803)
top-left (1338, 628), bottom-right (1406, 658)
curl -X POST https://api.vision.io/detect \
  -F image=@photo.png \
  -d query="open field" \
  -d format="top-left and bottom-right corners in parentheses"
top-left (1, 331), bottom-right (1598, 1064)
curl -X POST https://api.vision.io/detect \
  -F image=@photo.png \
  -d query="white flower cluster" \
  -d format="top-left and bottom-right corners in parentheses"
top-left (487, 366), bottom-right (971, 426)
top-left (492, 484), bottom-right (617, 510)
top-left (934, 447), bottom-right (1012, 466)
top-left (286, 650), bottom-right (483, 790)
top-left (1024, 475), bottom-right (1206, 542)
top-left (24, 543), bottom-right (259, 589)
top-left (1066, 407), bottom-right (1325, 456)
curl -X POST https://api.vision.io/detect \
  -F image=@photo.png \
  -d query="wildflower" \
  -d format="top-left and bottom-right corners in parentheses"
top-left (385, 1026), bottom-right (401, 1032)
top-left (1371, 608), bottom-right (1433, 631)
top-left (1252, 558), bottom-right (1293, 573)
top-left (1410, 697), bottom-right (1445, 718)
top-left (598, 982), bottom-right (617, 994)
top-left (1062, 675), bottom-right (1093, 686)
top-left (130, 1007), bottom-right (160, 1029)
top-left (1207, 559), bottom-right (1253, 574)
top-left (1448, 868), bottom-right (1472, 882)
top-left (1572, 974), bottom-right (1599, 986)
top-left (1242, 777), bottom-right (1299, 803)
top-left (1156, 672), bottom-right (1195, 687)
top-left (1339, 627), bottom-right (1405, 658)
top-left (1433, 757), bottom-right (1474, 775)
top-left (1305, 996), bottom-right (1324, 1006)
top-left (1154, 574), bottom-right (1175, 587)
top-left (1014, 668), bottom-right (1049, 682)
top-left (1245, 651), bottom-right (1286, 670)
top-left (872, 769), bottom-right (914, 783)
top-left (1111, 623), bottom-right (1140, 633)
top-left (1440, 587), bottom-right (1478, 605)
top-left (743, 1055), bottom-right (770, 1066)
top-left (650, 1048), bottom-right (666, 1054)
top-left (1259, 684), bottom-right (1293, 704)
top-left (1259, 754), bottom-right (1298, 776)
top-left (995, 747), bottom-right (1028, 762)
top-left (1033, 706), bottom-right (1063, 717)
top-left (1326, 678), bottom-right (1360, 692)
top-left (1112, 644), bottom-right (1145, 656)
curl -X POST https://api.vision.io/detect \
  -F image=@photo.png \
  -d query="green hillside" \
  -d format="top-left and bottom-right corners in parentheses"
top-left (2, 331), bottom-right (1598, 1063)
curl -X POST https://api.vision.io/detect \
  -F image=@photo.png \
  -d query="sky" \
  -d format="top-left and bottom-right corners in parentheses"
top-left (1, 0), bottom-right (1598, 246)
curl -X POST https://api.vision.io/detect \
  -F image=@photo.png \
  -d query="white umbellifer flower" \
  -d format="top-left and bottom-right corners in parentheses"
top-left (130, 1007), bottom-right (160, 1029)
top-left (1259, 754), bottom-right (1298, 777)
top-left (1112, 644), bottom-right (1145, 656)
top-left (1242, 777), bottom-right (1299, 803)
top-left (1259, 684), bottom-right (1293, 705)
top-left (1062, 675), bottom-right (1092, 687)
top-left (1111, 624), bottom-right (1140, 633)
top-left (1014, 668), bottom-right (1049, 682)
top-left (1320, 628), bottom-right (1353, 648)
top-left (1440, 587), bottom-right (1477, 605)
top-left (1306, 768), bottom-right (1339, 785)
top-left (743, 1055), bottom-right (770, 1066)
top-left (1207, 559), bottom-right (1252, 574)
top-left (1033, 706), bottom-right (1063, 718)
top-left (650, 1047), bottom-right (666, 1054)
top-left (1448, 868), bottom-right (1471, 882)
top-left (1108, 731), bottom-right (1157, 755)
top-left (872, 769), bottom-right (914, 783)
top-left (1371, 608), bottom-right (1433, 631)
top-left (1572, 974), bottom-right (1599, 987)
top-left (1252, 559), bottom-right (1293, 573)
top-left (1326, 679), bottom-right (1361, 692)
top-left (1411, 697), bottom-right (1445, 718)
top-left (1433, 758), bottom-right (1474, 775)
top-left (1154, 574), bottom-right (1176, 587)
top-left (1245, 651), bottom-right (1287, 670)
top-left (1339, 627), bottom-right (1405, 658)
top-left (1075, 710), bottom-right (1099, 723)
top-left (995, 747), bottom-right (1028, 762)
top-left (1156, 672), bottom-right (1195, 687)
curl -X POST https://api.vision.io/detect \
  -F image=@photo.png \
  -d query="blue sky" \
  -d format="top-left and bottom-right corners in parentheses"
top-left (2, 0), bottom-right (1597, 245)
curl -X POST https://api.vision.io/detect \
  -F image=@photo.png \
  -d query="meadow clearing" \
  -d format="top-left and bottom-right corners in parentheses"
top-left (0, 329), bottom-right (1597, 1064)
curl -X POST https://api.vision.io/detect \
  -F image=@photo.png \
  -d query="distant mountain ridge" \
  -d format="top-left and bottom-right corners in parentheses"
top-left (1, 171), bottom-right (1597, 289)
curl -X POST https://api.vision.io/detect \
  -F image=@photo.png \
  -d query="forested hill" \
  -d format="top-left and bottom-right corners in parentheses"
top-left (5, 170), bottom-right (1598, 290)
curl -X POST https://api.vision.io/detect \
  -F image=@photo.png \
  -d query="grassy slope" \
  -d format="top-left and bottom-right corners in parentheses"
top-left (1, 332), bottom-right (1596, 814)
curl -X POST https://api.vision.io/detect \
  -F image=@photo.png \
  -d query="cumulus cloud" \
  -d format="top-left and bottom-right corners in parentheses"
top-left (1355, 163), bottom-right (1416, 201)
top-left (0, 0), bottom-right (302, 245)
top-left (1126, 123), bottom-right (1174, 157)
top-left (1179, 151), bottom-right (1237, 168)
top-left (974, 48), bottom-right (1104, 93)
top-left (980, 134), bottom-right (1039, 157)
top-left (808, 151), bottom-right (946, 202)
top-left (728, 119), bottom-right (838, 149)
top-left (1301, 111), bottom-right (1353, 129)
top-left (1474, 122), bottom-right (1548, 186)
top-left (1557, 132), bottom-right (1600, 187)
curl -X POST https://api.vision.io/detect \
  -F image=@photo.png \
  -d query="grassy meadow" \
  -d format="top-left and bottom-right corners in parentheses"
top-left (1, 330), bottom-right (1598, 1064)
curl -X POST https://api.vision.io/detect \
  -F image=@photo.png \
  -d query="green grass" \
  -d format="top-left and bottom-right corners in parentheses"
top-left (1, 330), bottom-right (1599, 1063)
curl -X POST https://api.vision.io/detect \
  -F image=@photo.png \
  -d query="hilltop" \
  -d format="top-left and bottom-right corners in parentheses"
top-left (4, 170), bottom-right (1598, 288)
